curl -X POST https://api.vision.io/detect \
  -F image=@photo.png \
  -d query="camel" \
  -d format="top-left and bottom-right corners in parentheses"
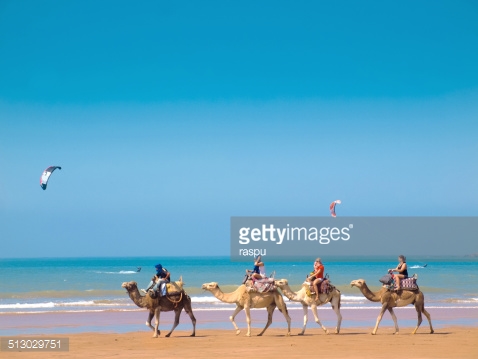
top-left (274, 279), bottom-right (342, 335)
top-left (350, 279), bottom-right (434, 335)
top-left (201, 282), bottom-right (291, 337)
top-left (121, 280), bottom-right (196, 338)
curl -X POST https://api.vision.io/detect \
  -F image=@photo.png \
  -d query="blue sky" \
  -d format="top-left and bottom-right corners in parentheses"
top-left (1, 1), bottom-right (477, 257)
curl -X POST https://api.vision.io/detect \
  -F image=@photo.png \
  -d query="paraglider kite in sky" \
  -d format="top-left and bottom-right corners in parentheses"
top-left (40, 166), bottom-right (62, 190)
top-left (329, 200), bottom-right (341, 217)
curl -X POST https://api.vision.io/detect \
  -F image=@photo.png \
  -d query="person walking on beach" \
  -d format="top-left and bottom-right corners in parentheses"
top-left (142, 263), bottom-right (170, 296)
top-left (389, 255), bottom-right (408, 290)
top-left (307, 258), bottom-right (324, 301)
top-left (246, 255), bottom-right (266, 280)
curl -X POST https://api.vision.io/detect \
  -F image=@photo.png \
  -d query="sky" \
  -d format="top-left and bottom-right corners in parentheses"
top-left (1, 1), bottom-right (477, 257)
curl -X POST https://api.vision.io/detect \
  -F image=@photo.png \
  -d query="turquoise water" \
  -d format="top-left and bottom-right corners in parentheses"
top-left (0, 256), bottom-right (477, 314)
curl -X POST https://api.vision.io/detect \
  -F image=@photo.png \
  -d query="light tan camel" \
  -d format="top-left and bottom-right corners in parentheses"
top-left (122, 280), bottom-right (196, 338)
top-left (201, 282), bottom-right (291, 337)
top-left (350, 279), bottom-right (434, 335)
top-left (274, 279), bottom-right (342, 335)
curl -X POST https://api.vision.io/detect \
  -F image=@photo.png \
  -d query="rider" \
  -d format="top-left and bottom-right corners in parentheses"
top-left (307, 257), bottom-right (324, 301)
top-left (142, 263), bottom-right (170, 296)
top-left (389, 255), bottom-right (408, 290)
top-left (246, 255), bottom-right (266, 280)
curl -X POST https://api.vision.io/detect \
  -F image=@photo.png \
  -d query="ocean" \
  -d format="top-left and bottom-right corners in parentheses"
top-left (1, 256), bottom-right (477, 316)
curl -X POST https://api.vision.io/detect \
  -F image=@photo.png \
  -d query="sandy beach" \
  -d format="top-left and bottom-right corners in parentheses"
top-left (1, 327), bottom-right (477, 359)
top-left (2, 307), bottom-right (478, 358)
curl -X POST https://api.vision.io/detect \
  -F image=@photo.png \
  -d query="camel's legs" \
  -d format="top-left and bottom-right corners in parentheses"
top-left (278, 304), bottom-right (291, 336)
top-left (422, 305), bottom-right (434, 334)
top-left (311, 304), bottom-right (328, 334)
top-left (183, 296), bottom-right (197, 337)
top-left (229, 305), bottom-right (243, 335)
top-left (258, 304), bottom-right (276, 336)
top-left (372, 304), bottom-right (388, 335)
top-left (330, 294), bottom-right (342, 334)
top-left (165, 308), bottom-right (182, 337)
top-left (411, 301), bottom-right (424, 334)
top-left (244, 305), bottom-right (252, 337)
top-left (153, 308), bottom-right (161, 338)
top-left (298, 304), bottom-right (308, 335)
top-left (146, 311), bottom-right (155, 331)
top-left (387, 307), bottom-right (399, 334)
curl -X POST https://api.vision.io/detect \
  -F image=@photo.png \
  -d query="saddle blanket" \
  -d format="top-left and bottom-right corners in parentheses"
top-left (246, 278), bottom-right (276, 293)
top-left (397, 277), bottom-right (419, 290)
top-left (305, 279), bottom-right (330, 297)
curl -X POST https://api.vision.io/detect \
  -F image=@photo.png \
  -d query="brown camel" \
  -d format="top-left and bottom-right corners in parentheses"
top-left (121, 280), bottom-right (196, 338)
top-left (350, 279), bottom-right (434, 335)
top-left (201, 282), bottom-right (291, 337)
top-left (274, 279), bottom-right (342, 335)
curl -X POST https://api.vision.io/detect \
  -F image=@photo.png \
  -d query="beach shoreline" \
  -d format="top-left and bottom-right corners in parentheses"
top-left (2, 327), bottom-right (478, 359)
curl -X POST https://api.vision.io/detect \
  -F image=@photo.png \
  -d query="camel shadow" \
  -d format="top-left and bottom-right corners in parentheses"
top-left (296, 332), bottom-right (365, 336)
top-left (165, 335), bottom-right (206, 338)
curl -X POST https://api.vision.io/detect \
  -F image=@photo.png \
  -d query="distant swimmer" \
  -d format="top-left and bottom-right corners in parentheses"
top-left (423, 264), bottom-right (427, 268)
top-left (136, 267), bottom-right (141, 272)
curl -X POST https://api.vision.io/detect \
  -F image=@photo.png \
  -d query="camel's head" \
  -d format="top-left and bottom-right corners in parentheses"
top-left (201, 282), bottom-right (219, 291)
top-left (350, 279), bottom-right (366, 289)
top-left (274, 278), bottom-right (289, 287)
top-left (121, 281), bottom-right (138, 292)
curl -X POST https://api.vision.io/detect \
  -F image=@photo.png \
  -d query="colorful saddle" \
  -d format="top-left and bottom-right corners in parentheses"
top-left (397, 277), bottom-right (419, 290)
top-left (246, 278), bottom-right (276, 293)
top-left (304, 279), bottom-right (331, 297)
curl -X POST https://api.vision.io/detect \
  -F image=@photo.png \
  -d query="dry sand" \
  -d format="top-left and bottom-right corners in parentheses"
top-left (2, 326), bottom-right (478, 359)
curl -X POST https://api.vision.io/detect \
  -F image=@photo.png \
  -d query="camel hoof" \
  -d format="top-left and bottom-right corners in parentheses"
top-left (245, 334), bottom-right (251, 337)
top-left (153, 335), bottom-right (158, 338)
top-left (371, 332), bottom-right (376, 335)
top-left (325, 329), bottom-right (329, 335)
top-left (190, 333), bottom-right (195, 337)
top-left (236, 330), bottom-right (241, 335)
top-left (286, 332), bottom-right (291, 337)
top-left (298, 333), bottom-right (304, 336)
top-left (165, 334), bottom-right (171, 338)
top-left (430, 330), bottom-right (434, 334)
top-left (257, 333), bottom-right (263, 337)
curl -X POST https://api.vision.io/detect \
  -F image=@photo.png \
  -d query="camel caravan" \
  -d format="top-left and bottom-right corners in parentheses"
top-left (122, 255), bottom-right (433, 338)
